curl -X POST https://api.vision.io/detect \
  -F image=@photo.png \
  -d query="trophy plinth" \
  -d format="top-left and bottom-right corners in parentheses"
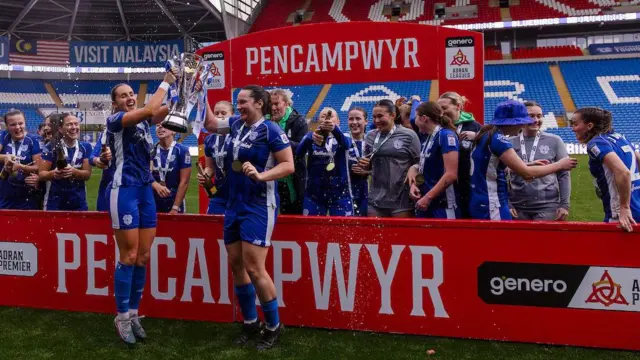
top-left (162, 112), bottom-right (189, 133)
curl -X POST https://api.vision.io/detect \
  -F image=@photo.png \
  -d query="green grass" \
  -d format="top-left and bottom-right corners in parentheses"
top-left (2, 155), bottom-right (629, 359)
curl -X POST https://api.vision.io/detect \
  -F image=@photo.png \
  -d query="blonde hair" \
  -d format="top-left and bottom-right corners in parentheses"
top-left (319, 107), bottom-right (339, 121)
top-left (214, 100), bottom-right (233, 113)
top-left (439, 91), bottom-right (468, 110)
top-left (270, 89), bottom-right (293, 106)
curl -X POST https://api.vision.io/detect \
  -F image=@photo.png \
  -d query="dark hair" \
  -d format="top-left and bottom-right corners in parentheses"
top-left (4, 109), bottom-right (25, 124)
top-left (574, 107), bottom-right (613, 143)
top-left (415, 101), bottom-right (456, 132)
top-left (242, 85), bottom-right (270, 115)
top-left (374, 99), bottom-right (401, 124)
top-left (38, 123), bottom-right (45, 131)
top-left (473, 125), bottom-right (499, 149)
top-left (348, 106), bottom-right (368, 120)
top-left (524, 100), bottom-right (540, 108)
top-left (110, 82), bottom-right (130, 102)
top-left (47, 113), bottom-right (64, 140)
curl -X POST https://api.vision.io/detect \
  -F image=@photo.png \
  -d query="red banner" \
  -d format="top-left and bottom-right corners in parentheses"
top-left (1, 210), bottom-right (640, 350)
top-left (195, 22), bottom-right (485, 212)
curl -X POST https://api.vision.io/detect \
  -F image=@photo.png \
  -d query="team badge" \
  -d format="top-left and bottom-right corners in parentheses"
top-left (20, 145), bottom-right (28, 152)
top-left (448, 134), bottom-right (456, 146)
top-left (122, 214), bottom-right (133, 226)
top-left (303, 208), bottom-right (309, 216)
top-left (590, 145), bottom-right (601, 157)
top-left (539, 145), bottom-right (550, 154)
top-left (250, 132), bottom-right (258, 141)
top-left (280, 133), bottom-right (290, 144)
top-left (393, 139), bottom-right (403, 150)
top-left (462, 140), bottom-right (472, 149)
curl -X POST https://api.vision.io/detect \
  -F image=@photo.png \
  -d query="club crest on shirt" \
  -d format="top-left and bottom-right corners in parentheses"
top-left (20, 145), bottom-right (28, 152)
top-left (539, 145), bottom-right (550, 154)
top-left (249, 132), bottom-right (258, 141)
top-left (461, 140), bottom-right (472, 149)
top-left (393, 139), bottom-right (403, 150)
top-left (122, 214), bottom-right (133, 226)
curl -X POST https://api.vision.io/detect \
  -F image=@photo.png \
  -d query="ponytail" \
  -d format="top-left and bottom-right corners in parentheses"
top-left (415, 101), bottom-right (456, 132)
top-left (473, 125), bottom-right (498, 148)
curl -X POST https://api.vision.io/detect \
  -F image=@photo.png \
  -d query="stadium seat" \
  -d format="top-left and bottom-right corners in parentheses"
top-left (0, 79), bottom-right (55, 107)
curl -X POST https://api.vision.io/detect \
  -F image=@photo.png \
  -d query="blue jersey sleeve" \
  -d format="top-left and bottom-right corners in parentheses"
top-left (29, 135), bottom-right (42, 156)
top-left (107, 112), bottom-right (125, 133)
top-left (295, 132), bottom-right (313, 158)
top-left (204, 134), bottom-right (215, 158)
top-left (42, 144), bottom-right (53, 162)
top-left (331, 126), bottom-right (352, 149)
top-left (588, 137), bottom-right (614, 163)
top-left (489, 132), bottom-right (513, 157)
top-left (90, 133), bottom-right (102, 166)
top-left (81, 142), bottom-right (92, 162)
top-left (178, 144), bottom-right (192, 170)
top-left (267, 122), bottom-right (291, 153)
top-left (439, 129), bottom-right (459, 154)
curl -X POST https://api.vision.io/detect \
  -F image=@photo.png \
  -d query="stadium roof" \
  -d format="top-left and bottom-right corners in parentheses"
top-left (0, 0), bottom-right (260, 43)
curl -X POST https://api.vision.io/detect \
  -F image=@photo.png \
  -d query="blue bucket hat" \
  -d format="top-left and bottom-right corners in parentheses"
top-left (489, 100), bottom-right (533, 126)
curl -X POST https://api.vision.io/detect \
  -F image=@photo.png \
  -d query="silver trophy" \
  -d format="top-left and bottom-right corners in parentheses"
top-left (161, 53), bottom-right (208, 133)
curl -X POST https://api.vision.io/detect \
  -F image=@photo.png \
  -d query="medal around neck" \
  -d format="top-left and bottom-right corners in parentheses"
top-left (326, 162), bottom-right (335, 171)
top-left (232, 160), bottom-right (243, 172)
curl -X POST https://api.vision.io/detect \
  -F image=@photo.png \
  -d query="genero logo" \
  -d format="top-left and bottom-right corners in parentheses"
top-left (478, 262), bottom-right (588, 308)
top-left (445, 36), bottom-right (474, 80)
top-left (0, 242), bottom-right (38, 277)
top-left (479, 262), bottom-right (640, 312)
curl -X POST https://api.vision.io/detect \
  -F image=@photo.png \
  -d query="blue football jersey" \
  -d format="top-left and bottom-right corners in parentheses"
top-left (0, 133), bottom-right (42, 201)
top-left (469, 130), bottom-right (513, 217)
top-left (42, 141), bottom-right (92, 195)
top-left (90, 130), bottom-right (115, 190)
top-left (106, 111), bottom-right (154, 187)
top-left (151, 142), bottom-right (191, 191)
top-left (348, 137), bottom-right (368, 202)
top-left (296, 127), bottom-right (353, 202)
top-left (419, 128), bottom-right (459, 209)
top-left (204, 133), bottom-right (230, 200)
top-left (587, 132), bottom-right (640, 222)
top-left (224, 118), bottom-right (291, 205)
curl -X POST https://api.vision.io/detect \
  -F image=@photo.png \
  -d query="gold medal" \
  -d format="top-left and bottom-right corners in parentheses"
top-left (232, 160), bottom-right (243, 172)
top-left (415, 174), bottom-right (425, 186)
top-left (326, 162), bottom-right (335, 171)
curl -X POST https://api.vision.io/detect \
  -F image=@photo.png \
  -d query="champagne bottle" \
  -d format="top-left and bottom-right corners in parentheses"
top-left (56, 142), bottom-right (68, 170)
top-left (197, 163), bottom-right (214, 197)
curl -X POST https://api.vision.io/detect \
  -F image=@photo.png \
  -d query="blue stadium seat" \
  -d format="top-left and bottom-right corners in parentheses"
top-left (316, 81), bottom-right (430, 132)
top-left (0, 79), bottom-right (54, 106)
top-left (559, 59), bottom-right (640, 142)
top-left (53, 80), bottom-right (144, 107)
top-left (484, 63), bottom-right (564, 123)
top-left (231, 85), bottom-right (323, 118)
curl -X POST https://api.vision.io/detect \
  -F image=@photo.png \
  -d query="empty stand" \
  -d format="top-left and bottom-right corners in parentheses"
top-left (512, 46), bottom-right (583, 59)
top-left (484, 63), bottom-right (564, 125)
top-left (0, 79), bottom-right (55, 107)
top-left (559, 58), bottom-right (640, 142)
top-left (53, 80), bottom-right (143, 107)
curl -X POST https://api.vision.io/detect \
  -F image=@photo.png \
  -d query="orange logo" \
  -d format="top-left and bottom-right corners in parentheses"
top-left (450, 49), bottom-right (470, 66)
top-left (210, 63), bottom-right (221, 77)
top-left (586, 270), bottom-right (629, 307)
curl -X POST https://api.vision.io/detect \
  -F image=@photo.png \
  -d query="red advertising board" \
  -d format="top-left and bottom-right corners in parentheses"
top-left (195, 22), bottom-right (485, 212)
top-left (1, 210), bottom-right (640, 350)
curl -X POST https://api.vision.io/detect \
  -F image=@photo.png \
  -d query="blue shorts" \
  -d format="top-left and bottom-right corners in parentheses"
top-left (416, 207), bottom-right (460, 219)
top-left (154, 195), bottom-right (185, 213)
top-left (108, 185), bottom-right (157, 230)
top-left (302, 196), bottom-right (354, 216)
top-left (207, 196), bottom-right (227, 215)
top-left (96, 185), bottom-right (108, 212)
top-left (353, 197), bottom-right (367, 217)
top-left (44, 193), bottom-right (88, 211)
top-left (224, 200), bottom-right (277, 247)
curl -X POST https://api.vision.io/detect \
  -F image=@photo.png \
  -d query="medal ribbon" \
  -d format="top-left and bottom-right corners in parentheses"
top-left (213, 134), bottom-right (226, 172)
top-left (368, 125), bottom-right (397, 158)
top-left (519, 132), bottom-right (541, 163)
top-left (62, 140), bottom-right (81, 167)
top-left (419, 125), bottom-right (441, 174)
top-left (156, 141), bottom-right (176, 184)
top-left (233, 119), bottom-right (265, 161)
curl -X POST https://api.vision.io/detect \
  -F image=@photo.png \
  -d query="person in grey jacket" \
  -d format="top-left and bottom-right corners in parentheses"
top-left (508, 101), bottom-right (570, 221)
top-left (357, 99), bottom-right (421, 217)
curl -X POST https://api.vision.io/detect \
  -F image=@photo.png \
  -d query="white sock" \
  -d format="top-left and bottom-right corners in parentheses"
top-left (117, 312), bottom-right (129, 321)
top-left (129, 309), bottom-right (138, 317)
top-left (244, 318), bottom-right (258, 325)
top-left (266, 323), bottom-right (280, 331)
